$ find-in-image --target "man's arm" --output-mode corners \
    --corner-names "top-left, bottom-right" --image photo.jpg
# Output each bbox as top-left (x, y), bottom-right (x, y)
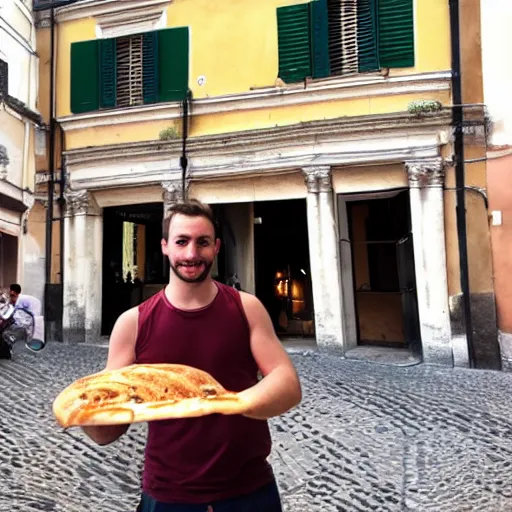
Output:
top-left (81, 307), bottom-right (138, 445)
top-left (237, 293), bottom-right (302, 420)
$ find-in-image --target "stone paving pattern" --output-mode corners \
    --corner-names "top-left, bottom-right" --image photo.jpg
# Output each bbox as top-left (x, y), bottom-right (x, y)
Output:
top-left (1, 343), bottom-right (512, 511)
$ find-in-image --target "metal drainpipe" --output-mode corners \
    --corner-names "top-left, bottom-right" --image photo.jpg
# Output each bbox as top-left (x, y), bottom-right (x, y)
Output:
top-left (44, 6), bottom-right (55, 343)
top-left (449, 0), bottom-right (475, 368)
top-left (58, 128), bottom-right (65, 340)
top-left (180, 90), bottom-right (191, 201)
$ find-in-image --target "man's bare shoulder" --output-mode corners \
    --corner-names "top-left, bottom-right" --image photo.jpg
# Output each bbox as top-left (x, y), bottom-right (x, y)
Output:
top-left (116, 306), bottom-right (139, 327)
top-left (106, 307), bottom-right (139, 370)
top-left (238, 291), bottom-right (262, 309)
top-left (238, 291), bottom-right (268, 323)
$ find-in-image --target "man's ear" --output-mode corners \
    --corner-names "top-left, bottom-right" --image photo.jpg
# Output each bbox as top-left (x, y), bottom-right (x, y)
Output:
top-left (161, 238), bottom-right (169, 256)
top-left (215, 238), bottom-right (221, 254)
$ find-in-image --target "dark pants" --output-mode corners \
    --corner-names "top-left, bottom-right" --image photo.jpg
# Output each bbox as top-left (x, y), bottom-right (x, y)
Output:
top-left (137, 480), bottom-right (283, 512)
top-left (0, 338), bottom-right (12, 359)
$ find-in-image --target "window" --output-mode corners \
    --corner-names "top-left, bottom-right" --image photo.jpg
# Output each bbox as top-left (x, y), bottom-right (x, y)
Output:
top-left (116, 35), bottom-right (144, 108)
top-left (277, 0), bottom-right (415, 83)
top-left (70, 27), bottom-right (189, 114)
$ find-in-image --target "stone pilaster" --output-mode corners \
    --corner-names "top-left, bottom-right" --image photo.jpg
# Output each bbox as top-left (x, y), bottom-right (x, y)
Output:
top-left (62, 187), bottom-right (103, 344)
top-left (302, 166), bottom-right (345, 352)
top-left (405, 158), bottom-right (454, 366)
top-left (21, 191), bottom-right (35, 235)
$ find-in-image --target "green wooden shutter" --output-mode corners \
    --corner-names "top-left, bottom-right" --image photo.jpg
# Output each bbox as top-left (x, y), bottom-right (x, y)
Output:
top-left (378, 0), bottom-right (415, 68)
top-left (157, 27), bottom-right (189, 103)
top-left (143, 31), bottom-right (159, 104)
top-left (277, 4), bottom-right (312, 83)
top-left (357, 0), bottom-right (379, 72)
top-left (310, 0), bottom-right (331, 79)
top-left (70, 40), bottom-right (99, 114)
top-left (99, 38), bottom-right (116, 109)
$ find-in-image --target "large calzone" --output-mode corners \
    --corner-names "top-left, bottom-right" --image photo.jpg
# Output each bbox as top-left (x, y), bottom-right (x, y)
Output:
top-left (53, 364), bottom-right (251, 428)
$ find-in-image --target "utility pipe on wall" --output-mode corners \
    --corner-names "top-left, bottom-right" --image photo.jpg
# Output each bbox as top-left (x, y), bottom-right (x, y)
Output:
top-left (449, 0), bottom-right (475, 368)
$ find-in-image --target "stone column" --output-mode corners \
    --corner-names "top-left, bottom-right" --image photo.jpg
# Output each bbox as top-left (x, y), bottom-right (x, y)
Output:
top-left (406, 158), bottom-right (453, 366)
top-left (62, 188), bottom-right (103, 343)
top-left (303, 166), bottom-right (345, 351)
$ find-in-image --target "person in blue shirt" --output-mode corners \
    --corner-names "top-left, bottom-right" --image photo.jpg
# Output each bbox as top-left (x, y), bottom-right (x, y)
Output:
top-left (0, 284), bottom-right (34, 359)
top-left (9, 284), bottom-right (32, 313)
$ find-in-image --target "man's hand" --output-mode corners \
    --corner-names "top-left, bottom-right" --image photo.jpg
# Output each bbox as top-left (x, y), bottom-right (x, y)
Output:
top-left (238, 293), bottom-right (302, 420)
top-left (81, 307), bottom-right (138, 445)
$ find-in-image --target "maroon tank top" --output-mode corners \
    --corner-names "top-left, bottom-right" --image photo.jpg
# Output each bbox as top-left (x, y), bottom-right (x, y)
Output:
top-left (135, 282), bottom-right (273, 504)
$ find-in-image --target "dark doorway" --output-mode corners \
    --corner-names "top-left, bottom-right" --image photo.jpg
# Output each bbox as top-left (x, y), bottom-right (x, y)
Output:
top-left (0, 232), bottom-right (18, 289)
top-left (347, 191), bottom-right (420, 350)
top-left (101, 203), bottom-right (167, 335)
top-left (254, 199), bottom-right (314, 338)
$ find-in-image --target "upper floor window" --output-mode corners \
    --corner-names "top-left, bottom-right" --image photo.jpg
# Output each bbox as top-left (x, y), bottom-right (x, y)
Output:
top-left (277, 0), bottom-right (415, 83)
top-left (70, 27), bottom-right (189, 115)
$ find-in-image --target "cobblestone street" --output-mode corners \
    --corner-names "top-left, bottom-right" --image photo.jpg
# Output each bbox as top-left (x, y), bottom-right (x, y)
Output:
top-left (1, 343), bottom-right (512, 512)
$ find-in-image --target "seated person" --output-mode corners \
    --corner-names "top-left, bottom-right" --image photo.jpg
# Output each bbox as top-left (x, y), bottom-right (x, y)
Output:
top-left (9, 284), bottom-right (33, 314)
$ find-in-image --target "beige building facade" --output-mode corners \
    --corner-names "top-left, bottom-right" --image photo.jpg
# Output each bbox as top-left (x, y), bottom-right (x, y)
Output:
top-left (0, 0), bottom-right (43, 295)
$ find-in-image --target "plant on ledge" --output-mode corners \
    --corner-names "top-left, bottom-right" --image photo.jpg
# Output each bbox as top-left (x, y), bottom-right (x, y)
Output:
top-left (159, 126), bottom-right (180, 141)
top-left (408, 100), bottom-right (443, 116)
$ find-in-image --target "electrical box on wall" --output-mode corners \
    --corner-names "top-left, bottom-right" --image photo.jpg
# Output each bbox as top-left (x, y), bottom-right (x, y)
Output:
top-left (491, 211), bottom-right (503, 226)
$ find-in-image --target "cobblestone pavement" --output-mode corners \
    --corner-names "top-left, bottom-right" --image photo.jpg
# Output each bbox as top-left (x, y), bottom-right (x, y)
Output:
top-left (1, 343), bottom-right (512, 512)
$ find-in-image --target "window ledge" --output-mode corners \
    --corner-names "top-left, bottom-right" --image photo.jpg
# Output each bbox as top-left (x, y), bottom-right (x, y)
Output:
top-left (58, 70), bottom-right (452, 133)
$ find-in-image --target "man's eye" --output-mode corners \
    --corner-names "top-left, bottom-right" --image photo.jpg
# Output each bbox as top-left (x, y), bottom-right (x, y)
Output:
top-left (176, 240), bottom-right (187, 246)
top-left (198, 239), bottom-right (211, 247)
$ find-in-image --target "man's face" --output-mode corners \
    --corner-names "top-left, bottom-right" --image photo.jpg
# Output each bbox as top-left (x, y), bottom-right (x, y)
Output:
top-left (161, 214), bottom-right (220, 284)
top-left (9, 290), bottom-right (19, 305)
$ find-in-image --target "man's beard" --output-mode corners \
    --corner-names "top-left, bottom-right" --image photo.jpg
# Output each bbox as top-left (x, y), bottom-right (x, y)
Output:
top-left (170, 259), bottom-right (213, 283)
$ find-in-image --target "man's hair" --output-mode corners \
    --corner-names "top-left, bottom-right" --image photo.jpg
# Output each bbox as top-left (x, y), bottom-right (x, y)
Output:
top-left (162, 199), bottom-right (217, 241)
top-left (9, 284), bottom-right (21, 294)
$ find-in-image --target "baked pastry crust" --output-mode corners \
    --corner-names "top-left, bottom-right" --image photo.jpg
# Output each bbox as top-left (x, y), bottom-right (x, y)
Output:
top-left (53, 364), bottom-right (250, 428)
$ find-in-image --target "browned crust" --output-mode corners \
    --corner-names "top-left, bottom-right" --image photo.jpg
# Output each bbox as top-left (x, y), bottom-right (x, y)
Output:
top-left (53, 364), bottom-right (250, 427)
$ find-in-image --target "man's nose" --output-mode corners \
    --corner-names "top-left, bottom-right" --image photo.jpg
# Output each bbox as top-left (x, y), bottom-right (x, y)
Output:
top-left (185, 244), bottom-right (199, 258)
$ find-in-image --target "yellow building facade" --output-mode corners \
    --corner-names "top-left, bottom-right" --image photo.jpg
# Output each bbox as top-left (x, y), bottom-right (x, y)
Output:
top-left (35, 0), bottom-right (498, 369)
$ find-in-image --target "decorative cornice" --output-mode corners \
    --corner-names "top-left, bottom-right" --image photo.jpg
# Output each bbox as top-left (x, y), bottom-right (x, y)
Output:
top-left (54, 0), bottom-right (172, 23)
top-left (64, 188), bottom-right (101, 216)
top-left (303, 166), bottom-right (332, 194)
top-left (57, 71), bottom-right (453, 132)
top-left (406, 158), bottom-right (445, 188)
top-left (65, 111), bottom-right (451, 164)
top-left (95, 3), bottom-right (167, 39)
top-left (62, 113), bottom-right (447, 190)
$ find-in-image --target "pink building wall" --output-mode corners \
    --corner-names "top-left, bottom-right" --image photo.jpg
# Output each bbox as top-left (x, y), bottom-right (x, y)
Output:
top-left (487, 152), bottom-right (512, 335)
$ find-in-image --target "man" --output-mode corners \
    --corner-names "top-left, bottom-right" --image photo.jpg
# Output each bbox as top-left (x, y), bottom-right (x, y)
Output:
top-left (0, 284), bottom-right (34, 359)
top-left (9, 284), bottom-right (33, 313)
top-left (83, 199), bottom-right (302, 511)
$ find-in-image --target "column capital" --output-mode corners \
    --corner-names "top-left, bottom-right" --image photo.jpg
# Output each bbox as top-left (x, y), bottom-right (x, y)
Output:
top-left (302, 165), bottom-right (332, 193)
top-left (64, 188), bottom-right (101, 217)
top-left (406, 158), bottom-right (445, 188)
top-left (22, 190), bottom-right (35, 211)
top-left (162, 179), bottom-right (190, 216)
